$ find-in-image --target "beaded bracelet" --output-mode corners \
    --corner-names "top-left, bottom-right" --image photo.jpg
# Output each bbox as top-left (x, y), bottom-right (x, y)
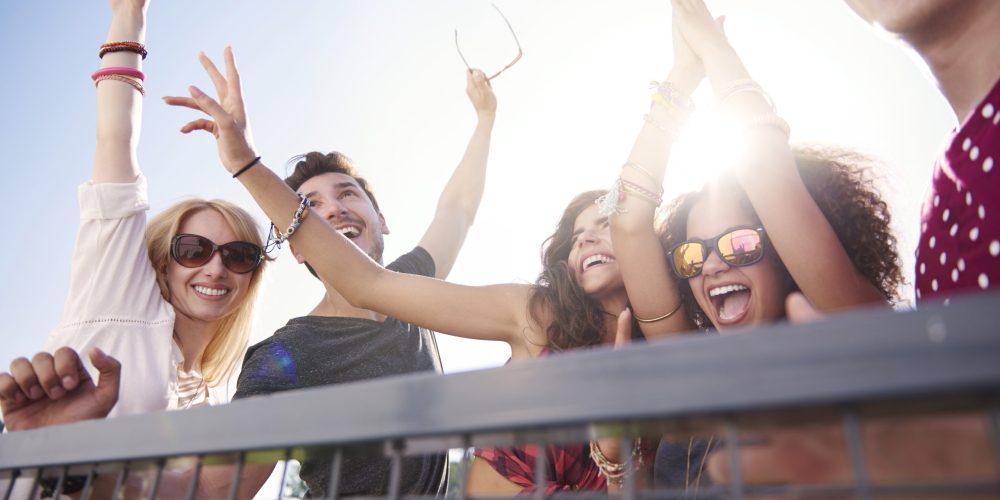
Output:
top-left (94, 74), bottom-right (145, 96)
top-left (271, 193), bottom-right (311, 246)
top-left (99, 41), bottom-right (147, 59)
top-left (589, 438), bottom-right (645, 488)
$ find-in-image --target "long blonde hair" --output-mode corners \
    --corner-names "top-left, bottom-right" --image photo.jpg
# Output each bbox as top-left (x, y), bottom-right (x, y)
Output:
top-left (144, 199), bottom-right (268, 388)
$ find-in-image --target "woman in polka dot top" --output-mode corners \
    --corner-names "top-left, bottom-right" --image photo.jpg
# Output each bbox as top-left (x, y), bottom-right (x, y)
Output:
top-left (848, 0), bottom-right (1000, 303)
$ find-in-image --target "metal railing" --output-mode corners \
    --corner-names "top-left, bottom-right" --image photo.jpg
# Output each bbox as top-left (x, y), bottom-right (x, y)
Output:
top-left (2, 293), bottom-right (999, 499)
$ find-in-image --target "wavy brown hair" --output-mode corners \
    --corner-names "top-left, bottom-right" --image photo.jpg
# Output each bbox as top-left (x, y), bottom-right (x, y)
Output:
top-left (528, 190), bottom-right (643, 352)
top-left (661, 145), bottom-right (905, 329)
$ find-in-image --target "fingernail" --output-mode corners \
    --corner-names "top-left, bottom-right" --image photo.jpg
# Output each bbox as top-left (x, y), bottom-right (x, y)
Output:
top-left (62, 376), bottom-right (77, 390)
top-left (49, 386), bottom-right (65, 399)
top-left (190, 86), bottom-right (204, 97)
top-left (29, 386), bottom-right (44, 400)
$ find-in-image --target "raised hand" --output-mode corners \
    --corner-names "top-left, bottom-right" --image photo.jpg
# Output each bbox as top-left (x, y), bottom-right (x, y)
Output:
top-left (0, 347), bottom-right (121, 431)
top-left (466, 69), bottom-right (498, 120)
top-left (671, 0), bottom-right (731, 63)
top-left (163, 47), bottom-right (258, 174)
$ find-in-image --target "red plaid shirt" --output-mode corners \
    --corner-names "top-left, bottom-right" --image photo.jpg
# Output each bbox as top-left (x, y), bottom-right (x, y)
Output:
top-left (473, 443), bottom-right (606, 494)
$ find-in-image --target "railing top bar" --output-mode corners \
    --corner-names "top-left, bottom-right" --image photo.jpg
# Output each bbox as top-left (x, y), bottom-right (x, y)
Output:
top-left (2, 294), bottom-right (999, 468)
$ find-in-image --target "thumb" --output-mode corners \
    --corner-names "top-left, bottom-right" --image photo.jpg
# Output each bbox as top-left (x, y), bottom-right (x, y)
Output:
top-left (614, 308), bottom-right (633, 348)
top-left (88, 347), bottom-right (121, 408)
top-left (785, 292), bottom-right (824, 325)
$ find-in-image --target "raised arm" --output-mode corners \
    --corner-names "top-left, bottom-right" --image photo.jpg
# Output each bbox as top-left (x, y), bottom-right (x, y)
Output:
top-left (671, 0), bottom-right (884, 310)
top-left (93, 0), bottom-right (147, 183)
top-left (417, 69), bottom-right (497, 279)
top-left (164, 50), bottom-right (545, 357)
top-left (608, 11), bottom-right (707, 338)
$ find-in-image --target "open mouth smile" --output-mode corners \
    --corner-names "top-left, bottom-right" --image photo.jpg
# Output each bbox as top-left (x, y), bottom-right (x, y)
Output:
top-left (336, 225), bottom-right (362, 239)
top-left (193, 285), bottom-right (230, 298)
top-left (709, 283), bottom-right (751, 325)
top-left (582, 253), bottom-right (616, 272)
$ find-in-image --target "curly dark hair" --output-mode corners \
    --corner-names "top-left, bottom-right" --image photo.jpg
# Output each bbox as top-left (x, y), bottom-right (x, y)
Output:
top-left (660, 145), bottom-right (905, 329)
top-left (528, 190), bottom-right (643, 352)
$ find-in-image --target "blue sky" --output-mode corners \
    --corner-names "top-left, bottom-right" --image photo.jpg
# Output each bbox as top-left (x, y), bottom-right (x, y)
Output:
top-left (0, 1), bottom-right (954, 375)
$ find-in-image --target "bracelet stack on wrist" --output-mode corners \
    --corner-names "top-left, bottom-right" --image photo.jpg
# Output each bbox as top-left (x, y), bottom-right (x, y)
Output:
top-left (646, 80), bottom-right (694, 135)
top-left (93, 41), bottom-right (147, 96)
top-left (589, 438), bottom-right (645, 488)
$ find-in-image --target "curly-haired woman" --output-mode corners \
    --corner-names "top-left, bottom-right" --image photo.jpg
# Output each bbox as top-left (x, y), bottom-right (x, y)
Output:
top-left (602, 0), bottom-right (904, 490)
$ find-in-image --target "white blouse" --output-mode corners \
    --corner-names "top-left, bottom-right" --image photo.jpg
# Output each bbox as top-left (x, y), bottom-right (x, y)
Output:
top-left (42, 176), bottom-right (227, 418)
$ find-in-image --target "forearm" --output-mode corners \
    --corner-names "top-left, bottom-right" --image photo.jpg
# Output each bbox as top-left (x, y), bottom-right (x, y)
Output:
top-left (435, 114), bottom-right (495, 222)
top-left (704, 47), bottom-right (883, 309)
top-left (235, 162), bottom-right (383, 306)
top-left (93, 5), bottom-right (145, 183)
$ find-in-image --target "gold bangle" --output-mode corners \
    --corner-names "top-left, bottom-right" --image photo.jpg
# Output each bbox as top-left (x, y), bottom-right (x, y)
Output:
top-left (634, 300), bottom-right (683, 323)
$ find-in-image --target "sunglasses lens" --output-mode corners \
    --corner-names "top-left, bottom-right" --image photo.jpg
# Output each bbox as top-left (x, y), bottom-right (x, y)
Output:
top-left (220, 242), bottom-right (262, 274)
top-left (672, 242), bottom-right (706, 279)
top-left (172, 235), bottom-right (214, 268)
top-left (719, 229), bottom-right (764, 267)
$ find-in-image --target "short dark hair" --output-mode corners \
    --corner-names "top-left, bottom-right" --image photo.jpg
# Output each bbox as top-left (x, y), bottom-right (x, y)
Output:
top-left (284, 151), bottom-right (381, 212)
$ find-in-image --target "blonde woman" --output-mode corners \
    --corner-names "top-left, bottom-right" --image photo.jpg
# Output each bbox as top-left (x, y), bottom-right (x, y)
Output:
top-left (35, 0), bottom-right (267, 417)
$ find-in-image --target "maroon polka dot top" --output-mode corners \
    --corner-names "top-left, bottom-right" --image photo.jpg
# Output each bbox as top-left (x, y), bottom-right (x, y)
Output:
top-left (916, 77), bottom-right (1000, 302)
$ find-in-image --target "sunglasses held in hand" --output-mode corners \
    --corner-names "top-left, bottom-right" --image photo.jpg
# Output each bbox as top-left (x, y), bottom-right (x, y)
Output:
top-left (170, 234), bottom-right (264, 274)
top-left (454, 4), bottom-right (522, 81)
top-left (669, 226), bottom-right (767, 279)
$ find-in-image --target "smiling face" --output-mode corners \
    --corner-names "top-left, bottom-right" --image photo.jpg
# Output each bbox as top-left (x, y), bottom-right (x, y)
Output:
top-left (164, 209), bottom-right (254, 326)
top-left (685, 186), bottom-right (790, 331)
top-left (567, 204), bottom-right (625, 299)
top-left (291, 172), bottom-right (389, 265)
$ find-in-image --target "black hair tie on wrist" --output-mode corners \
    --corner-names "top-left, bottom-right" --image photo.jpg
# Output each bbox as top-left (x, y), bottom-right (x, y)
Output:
top-left (233, 156), bottom-right (262, 178)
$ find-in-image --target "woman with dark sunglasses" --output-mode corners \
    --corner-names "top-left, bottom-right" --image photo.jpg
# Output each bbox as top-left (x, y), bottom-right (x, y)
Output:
top-left (31, 0), bottom-right (268, 418)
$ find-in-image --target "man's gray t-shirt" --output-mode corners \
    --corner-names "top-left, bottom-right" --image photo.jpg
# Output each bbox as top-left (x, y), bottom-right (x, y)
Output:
top-left (234, 247), bottom-right (447, 497)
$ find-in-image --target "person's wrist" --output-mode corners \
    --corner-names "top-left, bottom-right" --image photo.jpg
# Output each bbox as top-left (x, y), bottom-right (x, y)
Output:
top-left (665, 66), bottom-right (703, 97)
top-left (476, 111), bottom-right (497, 124)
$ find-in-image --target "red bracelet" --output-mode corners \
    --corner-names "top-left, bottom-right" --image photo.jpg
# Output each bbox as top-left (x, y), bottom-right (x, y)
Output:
top-left (99, 41), bottom-right (147, 59)
top-left (91, 67), bottom-right (145, 82)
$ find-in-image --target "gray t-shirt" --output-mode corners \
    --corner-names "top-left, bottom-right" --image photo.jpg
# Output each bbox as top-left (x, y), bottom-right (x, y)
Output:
top-left (234, 247), bottom-right (447, 497)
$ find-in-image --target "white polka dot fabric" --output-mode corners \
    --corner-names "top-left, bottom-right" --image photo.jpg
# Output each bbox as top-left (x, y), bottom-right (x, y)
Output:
top-left (917, 78), bottom-right (1000, 302)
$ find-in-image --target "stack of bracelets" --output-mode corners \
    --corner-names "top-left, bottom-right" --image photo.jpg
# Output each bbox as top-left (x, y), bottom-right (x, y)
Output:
top-left (644, 79), bottom-right (695, 135)
top-left (718, 78), bottom-right (790, 139)
top-left (92, 41), bottom-right (146, 96)
top-left (589, 438), bottom-right (646, 488)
